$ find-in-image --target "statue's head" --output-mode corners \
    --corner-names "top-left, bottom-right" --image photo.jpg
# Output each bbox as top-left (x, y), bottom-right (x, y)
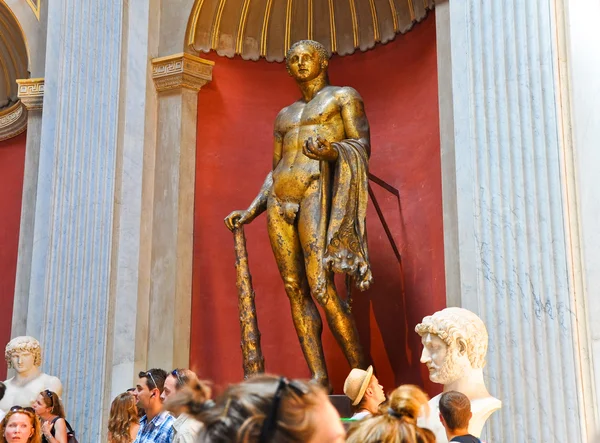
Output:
top-left (285, 40), bottom-right (329, 81)
top-left (5, 336), bottom-right (42, 373)
top-left (415, 308), bottom-right (488, 385)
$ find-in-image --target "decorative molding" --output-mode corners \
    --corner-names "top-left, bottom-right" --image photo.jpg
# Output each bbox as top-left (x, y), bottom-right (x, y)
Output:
top-left (151, 53), bottom-right (214, 93)
top-left (17, 78), bottom-right (44, 110)
top-left (0, 101), bottom-right (27, 141)
top-left (25, 0), bottom-right (41, 20)
top-left (186, 0), bottom-right (435, 61)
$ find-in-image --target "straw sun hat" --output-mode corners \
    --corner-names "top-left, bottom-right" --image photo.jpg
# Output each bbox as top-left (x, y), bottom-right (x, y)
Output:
top-left (343, 365), bottom-right (373, 406)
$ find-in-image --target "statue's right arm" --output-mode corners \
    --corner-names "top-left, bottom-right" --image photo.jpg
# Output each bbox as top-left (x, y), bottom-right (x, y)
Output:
top-left (224, 128), bottom-right (282, 232)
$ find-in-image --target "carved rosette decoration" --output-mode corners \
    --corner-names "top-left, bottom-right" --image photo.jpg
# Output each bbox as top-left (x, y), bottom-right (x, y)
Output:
top-left (17, 78), bottom-right (45, 111)
top-left (151, 53), bottom-right (214, 92)
top-left (0, 101), bottom-right (27, 141)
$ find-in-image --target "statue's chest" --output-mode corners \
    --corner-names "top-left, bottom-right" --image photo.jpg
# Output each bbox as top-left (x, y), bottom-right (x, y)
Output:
top-left (282, 97), bottom-right (339, 129)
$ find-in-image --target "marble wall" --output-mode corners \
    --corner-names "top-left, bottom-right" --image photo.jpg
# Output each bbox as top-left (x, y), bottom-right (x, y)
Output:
top-left (438, 0), bottom-right (598, 440)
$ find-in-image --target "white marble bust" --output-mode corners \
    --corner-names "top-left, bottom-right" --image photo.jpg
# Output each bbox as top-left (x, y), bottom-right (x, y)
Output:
top-left (415, 308), bottom-right (501, 443)
top-left (0, 336), bottom-right (63, 411)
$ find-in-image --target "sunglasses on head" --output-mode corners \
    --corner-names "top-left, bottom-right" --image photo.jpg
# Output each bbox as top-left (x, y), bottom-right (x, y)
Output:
top-left (258, 377), bottom-right (309, 443)
top-left (10, 406), bottom-right (35, 414)
top-left (145, 371), bottom-right (158, 391)
top-left (44, 390), bottom-right (54, 407)
top-left (171, 369), bottom-right (183, 386)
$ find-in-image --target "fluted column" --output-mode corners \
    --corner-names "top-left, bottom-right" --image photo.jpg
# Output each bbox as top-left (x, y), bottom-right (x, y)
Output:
top-left (28, 2), bottom-right (123, 441)
top-left (145, 53), bottom-right (213, 371)
top-left (12, 78), bottom-right (44, 338)
top-left (439, 0), bottom-right (597, 441)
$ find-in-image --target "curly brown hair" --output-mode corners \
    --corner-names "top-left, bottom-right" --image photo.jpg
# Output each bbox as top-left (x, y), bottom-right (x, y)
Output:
top-left (108, 393), bottom-right (139, 443)
top-left (0, 409), bottom-right (42, 443)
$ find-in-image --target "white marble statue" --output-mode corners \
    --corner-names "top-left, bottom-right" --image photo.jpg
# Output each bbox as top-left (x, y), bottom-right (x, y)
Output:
top-left (0, 337), bottom-right (63, 411)
top-left (415, 307), bottom-right (501, 443)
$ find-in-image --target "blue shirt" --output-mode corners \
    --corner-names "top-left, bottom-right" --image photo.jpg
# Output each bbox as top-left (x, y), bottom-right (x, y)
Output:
top-left (133, 411), bottom-right (175, 443)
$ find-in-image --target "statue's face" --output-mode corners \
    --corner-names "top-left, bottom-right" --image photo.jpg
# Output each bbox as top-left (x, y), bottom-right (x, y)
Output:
top-left (287, 44), bottom-right (323, 82)
top-left (10, 350), bottom-right (36, 374)
top-left (420, 333), bottom-right (469, 385)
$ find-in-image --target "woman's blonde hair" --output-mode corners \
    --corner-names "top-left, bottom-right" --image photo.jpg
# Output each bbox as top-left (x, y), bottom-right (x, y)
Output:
top-left (108, 393), bottom-right (139, 443)
top-left (195, 374), bottom-right (326, 443)
top-left (0, 409), bottom-right (42, 443)
top-left (346, 385), bottom-right (435, 443)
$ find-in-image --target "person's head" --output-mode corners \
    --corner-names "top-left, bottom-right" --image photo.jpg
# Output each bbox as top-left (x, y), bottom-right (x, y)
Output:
top-left (164, 376), bottom-right (212, 418)
top-left (0, 382), bottom-right (5, 403)
top-left (133, 368), bottom-right (167, 410)
top-left (32, 390), bottom-right (64, 419)
top-left (5, 337), bottom-right (42, 374)
top-left (343, 366), bottom-right (386, 413)
top-left (160, 368), bottom-right (197, 402)
top-left (108, 393), bottom-right (139, 443)
top-left (285, 40), bottom-right (329, 83)
top-left (387, 385), bottom-right (431, 424)
top-left (438, 391), bottom-right (472, 434)
top-left (416, 307), bottom-right (487, 385)
top-left (346, 413), bottom-right (435, 443)
top-left (198, 374), bottom-right (344, 443)
top-left (0, 408), bottom-right (41, 443)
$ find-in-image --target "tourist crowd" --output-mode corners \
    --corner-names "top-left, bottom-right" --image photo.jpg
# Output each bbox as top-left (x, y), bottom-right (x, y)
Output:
top-left (0, 364), bottom-right (482, 443)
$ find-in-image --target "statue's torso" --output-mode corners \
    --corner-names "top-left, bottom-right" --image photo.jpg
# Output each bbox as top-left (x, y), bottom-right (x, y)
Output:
top-left (273, 86), bottom-right (347, 202)
top-left (0, 373), bottom-right (62, 410)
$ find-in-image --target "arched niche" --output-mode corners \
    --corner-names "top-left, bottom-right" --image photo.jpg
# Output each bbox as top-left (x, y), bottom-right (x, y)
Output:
top-left (0, 2), bottom-right (29, 141)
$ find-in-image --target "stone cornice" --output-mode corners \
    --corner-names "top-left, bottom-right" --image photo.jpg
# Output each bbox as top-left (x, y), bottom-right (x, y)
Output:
top-left (17, 78), bottom-right (45, 111)
top-left (151, 53), bottom-right (214, 93)
top-left (0, 101), bottom-right (27, 141)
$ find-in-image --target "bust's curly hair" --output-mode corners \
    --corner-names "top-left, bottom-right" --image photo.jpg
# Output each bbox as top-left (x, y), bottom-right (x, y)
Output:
top-left (5, 336), bottom-right (42, 368)
top-left (415, 307), bottom-right (488, 369)
top-left (285, 40), bottom-right (330, 74)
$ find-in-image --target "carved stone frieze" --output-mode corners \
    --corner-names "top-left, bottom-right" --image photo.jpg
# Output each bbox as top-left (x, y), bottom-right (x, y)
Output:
top-left (151, 53), bottom-right (214, 93)
top-left (16, 78), bottom-right (45, 111)
top-left (0, 101), bottom-right (27, 141)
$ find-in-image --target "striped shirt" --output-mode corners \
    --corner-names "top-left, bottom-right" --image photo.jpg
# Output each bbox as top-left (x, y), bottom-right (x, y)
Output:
top-left (133, 411), bottom-right (175, 443)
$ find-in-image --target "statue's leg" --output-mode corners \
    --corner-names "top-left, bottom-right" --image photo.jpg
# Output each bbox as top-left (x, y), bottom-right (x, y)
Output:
top-left (298, 189), bottom-right (368, 370)
top-left (266, 196), bottom-right (329, 385)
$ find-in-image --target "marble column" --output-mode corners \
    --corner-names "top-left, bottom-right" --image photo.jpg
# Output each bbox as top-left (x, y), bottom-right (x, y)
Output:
top-left (27, 1), bottom-right (123, 441)
top-left (438, 0), bottom-right (597, 441)
top-left (12, 78), bottom-right (44, 338)
top-left (146, 53), bottom-right (213, 371)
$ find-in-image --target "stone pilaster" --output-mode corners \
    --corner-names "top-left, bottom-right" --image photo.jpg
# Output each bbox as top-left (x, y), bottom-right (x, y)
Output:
top-left (12, 78), bottom-right (44, 338)
top-left (439, 0), bottom-right (596, 441)
top-left (27, 3), bottom-right (123, 442)
top-left (145, 53), bottom-right (212, 371)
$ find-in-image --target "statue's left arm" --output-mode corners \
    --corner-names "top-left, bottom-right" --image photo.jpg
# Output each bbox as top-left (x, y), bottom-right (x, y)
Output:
top-left (336, 87), bottom-right (371, 156)
top-left (310, 86), bottom-right (373, 291)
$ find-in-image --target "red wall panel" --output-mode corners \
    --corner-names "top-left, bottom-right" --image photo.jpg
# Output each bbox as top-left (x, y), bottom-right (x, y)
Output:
top-left (192, 13), bottom-right (445, 397)
top-left (0, 131), bottom-right (26, 380)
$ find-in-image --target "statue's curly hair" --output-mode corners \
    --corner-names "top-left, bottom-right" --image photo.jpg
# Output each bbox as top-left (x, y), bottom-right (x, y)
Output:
top-left (285, 40), bottom-right (330, 75)
top-left (415, 307), bottom-right (488, 369)
top-left (5, 336), bottom-right (42, 368)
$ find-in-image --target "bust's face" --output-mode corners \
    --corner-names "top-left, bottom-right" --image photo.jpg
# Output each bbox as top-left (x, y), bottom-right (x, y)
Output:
top-left (10, 350), bottom-right (36, 374)
top-left (287, 44), bottom-right (323, 82)
top-left (420, 333), bottom-right (469, 385)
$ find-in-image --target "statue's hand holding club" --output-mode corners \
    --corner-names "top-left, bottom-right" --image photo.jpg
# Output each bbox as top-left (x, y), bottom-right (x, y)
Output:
top-left (224, 210), bottom-right (253, 231)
